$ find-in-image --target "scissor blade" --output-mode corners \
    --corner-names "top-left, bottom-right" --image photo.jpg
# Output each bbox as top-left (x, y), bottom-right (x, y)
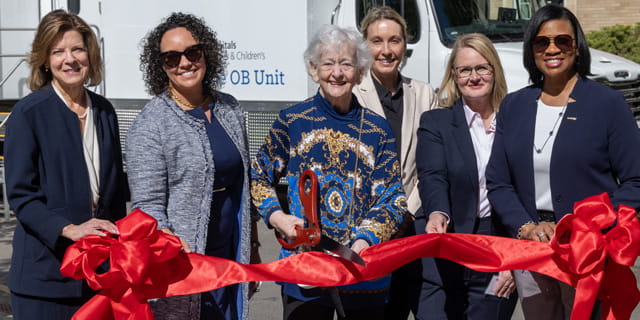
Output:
top-left (317, 235), bottom-right (366, 266)
top-left (328, 287), bottom-right (346, 317)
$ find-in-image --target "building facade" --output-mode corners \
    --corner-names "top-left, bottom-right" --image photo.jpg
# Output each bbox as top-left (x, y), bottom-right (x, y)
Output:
top-left (564, 0), bottom-right (640, 32)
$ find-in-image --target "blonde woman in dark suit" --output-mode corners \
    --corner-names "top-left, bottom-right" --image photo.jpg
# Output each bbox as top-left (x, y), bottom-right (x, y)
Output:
top-left (416, 33), bottom-right (517, 320)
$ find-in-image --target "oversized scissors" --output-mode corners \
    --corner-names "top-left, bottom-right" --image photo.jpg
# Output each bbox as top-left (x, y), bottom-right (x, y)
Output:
top-left (276, 170), bottom-right (366, 266)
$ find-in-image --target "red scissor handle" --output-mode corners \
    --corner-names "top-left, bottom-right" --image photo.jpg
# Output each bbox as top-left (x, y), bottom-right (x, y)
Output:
top-left (277, 170), bottom-right (321, 249)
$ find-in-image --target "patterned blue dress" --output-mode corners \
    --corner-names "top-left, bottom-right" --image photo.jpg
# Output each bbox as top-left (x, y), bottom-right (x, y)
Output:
top-left (251, 92), bottom-right (407, 307)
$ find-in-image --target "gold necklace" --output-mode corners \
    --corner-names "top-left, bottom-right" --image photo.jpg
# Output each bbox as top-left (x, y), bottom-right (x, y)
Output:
top-left (169, 88), bottom-right (208, 109)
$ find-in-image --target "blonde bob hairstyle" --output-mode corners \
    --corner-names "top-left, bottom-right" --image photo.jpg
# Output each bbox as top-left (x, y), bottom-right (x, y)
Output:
top-left (28, 9), bottom-right (103, 91)
top-left (438, 33), bottom-right (506, 110)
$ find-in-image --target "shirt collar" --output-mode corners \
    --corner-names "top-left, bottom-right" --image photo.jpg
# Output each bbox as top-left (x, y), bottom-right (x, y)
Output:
top-left (463, 102), bottom-right (496, 133)
top-left (52, 84), bottom-right (92, 109)
top-left (315, 90), bottom-right (361, 121)
top-left (371, 72), bottom-right (403, 98)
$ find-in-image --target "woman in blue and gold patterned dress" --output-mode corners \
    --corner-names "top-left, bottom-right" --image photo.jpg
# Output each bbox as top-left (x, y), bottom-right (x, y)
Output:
top-left (251, 25), bottom-right (407, 320)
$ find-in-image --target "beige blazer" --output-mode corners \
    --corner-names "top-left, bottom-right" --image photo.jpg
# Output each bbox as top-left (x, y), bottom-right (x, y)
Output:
top-left (354, 71), bottom-right (438, 216)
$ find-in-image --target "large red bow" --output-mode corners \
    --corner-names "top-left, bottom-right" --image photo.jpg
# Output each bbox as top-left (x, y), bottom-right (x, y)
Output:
top-left (60, 208), bottom-right (186, 319)
top-left (551, 193), bottom-right (640, 320)
top-left (61, 194), bottom-right (639, 319)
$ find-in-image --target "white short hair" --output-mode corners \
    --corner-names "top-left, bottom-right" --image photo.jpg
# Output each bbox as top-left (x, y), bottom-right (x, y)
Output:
top-left (303, 25), bottom-right (372, 78)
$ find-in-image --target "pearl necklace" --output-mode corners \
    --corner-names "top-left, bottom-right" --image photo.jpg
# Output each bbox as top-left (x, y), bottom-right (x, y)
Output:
top-left (534, 103), bottom-right (567, 154)
top-left (58, 87), bottom-right (88, 120)
top-left (169, 88), bottom-right (208, 109)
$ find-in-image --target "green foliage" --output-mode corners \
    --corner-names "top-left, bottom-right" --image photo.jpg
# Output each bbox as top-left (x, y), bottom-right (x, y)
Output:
top-left (586, 23), bottom-right (640, 64)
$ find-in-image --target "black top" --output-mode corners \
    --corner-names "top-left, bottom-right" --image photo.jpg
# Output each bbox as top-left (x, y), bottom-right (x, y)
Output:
top-left (372, 76), bottom-right (404, 155)
top-left (186, 106), bottom-right (243, 257)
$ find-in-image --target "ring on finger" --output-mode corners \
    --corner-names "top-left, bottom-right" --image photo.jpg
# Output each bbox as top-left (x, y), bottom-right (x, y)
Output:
top-left (537, 231), bottom-right (546, 238)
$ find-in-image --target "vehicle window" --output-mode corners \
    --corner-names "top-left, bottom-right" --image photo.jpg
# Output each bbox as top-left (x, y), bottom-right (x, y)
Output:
top-left (432, 0), bottom-right (544, 47)
top-left (68, 0), bottom-right (80, 14)
top-left (356, 0), bottom-right (420, 44)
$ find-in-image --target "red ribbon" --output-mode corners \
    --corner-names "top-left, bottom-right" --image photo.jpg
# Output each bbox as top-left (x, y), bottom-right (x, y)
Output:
top-left (61, 193), bottom-right (639, 320)
top-left (550, 193), bottom-right (640, 320)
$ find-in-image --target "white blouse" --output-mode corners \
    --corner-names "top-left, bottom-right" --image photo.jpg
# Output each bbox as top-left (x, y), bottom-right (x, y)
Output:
top-left (53, 86), bottom-right (100, 214)
top-left (533, 99), bottom-right (566, 212)
top-left (463, 103), bottom-right (496, 218)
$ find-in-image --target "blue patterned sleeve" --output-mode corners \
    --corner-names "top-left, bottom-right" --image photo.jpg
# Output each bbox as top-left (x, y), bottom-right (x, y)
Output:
top-left (354, 131), bottom-right (407, 245)
top-left (250, 111), bottom-right (290, 225)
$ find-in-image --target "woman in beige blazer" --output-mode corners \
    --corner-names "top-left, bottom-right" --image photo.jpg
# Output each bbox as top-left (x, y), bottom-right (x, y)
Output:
top-left (353, 7), bottom-right (437, 319)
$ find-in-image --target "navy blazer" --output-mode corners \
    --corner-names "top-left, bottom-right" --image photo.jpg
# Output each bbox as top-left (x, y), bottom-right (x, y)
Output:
top-left (5, 86), bottom-right (127, 298)
top-left (417, 100), bottom-right (489, 234)
top-left (487, 77), bottom-right (640, 237)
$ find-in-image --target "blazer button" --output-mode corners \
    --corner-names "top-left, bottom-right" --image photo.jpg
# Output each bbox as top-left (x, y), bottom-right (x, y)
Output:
top-left (555, 195), bottom-right (562, 203)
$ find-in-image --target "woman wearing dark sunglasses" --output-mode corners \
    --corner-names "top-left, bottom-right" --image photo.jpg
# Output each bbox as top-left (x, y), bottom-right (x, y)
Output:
top-left (127, 12), bottom-right (260, 320)
top-left (487, 4), bottom-right (640, 319)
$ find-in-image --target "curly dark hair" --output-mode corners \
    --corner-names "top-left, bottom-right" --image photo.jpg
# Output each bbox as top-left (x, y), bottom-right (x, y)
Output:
top-left (140, 12), bottom-right (226, 97)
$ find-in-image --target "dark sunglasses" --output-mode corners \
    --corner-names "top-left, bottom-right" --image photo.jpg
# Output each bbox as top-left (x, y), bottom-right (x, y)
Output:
top-left (532, 34), bottom-right (574, 53)
top-left (160, 44), bottom-right (204, 68)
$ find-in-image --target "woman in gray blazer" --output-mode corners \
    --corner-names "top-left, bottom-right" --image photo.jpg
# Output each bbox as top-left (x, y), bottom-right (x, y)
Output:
top-left (127, 12), bottom-right (260, 320)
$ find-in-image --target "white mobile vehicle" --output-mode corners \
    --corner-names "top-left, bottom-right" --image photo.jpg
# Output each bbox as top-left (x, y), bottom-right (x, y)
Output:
top-left (1, 0), bottom-right (640, 159)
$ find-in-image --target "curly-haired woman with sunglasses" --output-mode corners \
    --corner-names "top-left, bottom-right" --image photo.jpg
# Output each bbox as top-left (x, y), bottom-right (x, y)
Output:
top-left (127, 12), bottom-right (260, 320)
top-left (487, 4), bottom-right (640, 319)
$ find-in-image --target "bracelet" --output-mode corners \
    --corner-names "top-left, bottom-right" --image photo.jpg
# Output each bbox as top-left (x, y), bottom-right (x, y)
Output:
top-left (251, 241), bottom-right (261, 248)
top-left (517, 221), bottom-right (537, 239)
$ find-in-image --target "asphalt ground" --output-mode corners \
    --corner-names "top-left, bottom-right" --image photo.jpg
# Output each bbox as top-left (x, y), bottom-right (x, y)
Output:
top-left (1, 216), bottom-right (639, 320)
top-left (0, 215), bottom-right (13, 320)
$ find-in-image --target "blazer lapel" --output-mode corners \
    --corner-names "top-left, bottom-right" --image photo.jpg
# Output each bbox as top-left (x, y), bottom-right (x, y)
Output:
top-left (452, 101), bottom-right (480, 192)
top-left (51, 86), bottom-right (93, 210)
top-left (399, 77), bottom-right (415, 165)
top-left (89, 93), bottom-right (110, 197)
top-left (356, 71), bottom-right (385, 117)
top-left (51, 86), bottom-right (84, 152)
top-left (494, 88), bottom-right (540, 217)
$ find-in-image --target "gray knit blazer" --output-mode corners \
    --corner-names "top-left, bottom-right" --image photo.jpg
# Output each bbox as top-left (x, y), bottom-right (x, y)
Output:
top-left (126, 91), bottom-right (251, 320)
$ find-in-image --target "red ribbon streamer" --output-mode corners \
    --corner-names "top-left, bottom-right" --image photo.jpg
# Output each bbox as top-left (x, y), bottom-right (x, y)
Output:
top-left (550, 193), bottom-right (640, 320)
top-left (61, 193), bottom-right (639, 320)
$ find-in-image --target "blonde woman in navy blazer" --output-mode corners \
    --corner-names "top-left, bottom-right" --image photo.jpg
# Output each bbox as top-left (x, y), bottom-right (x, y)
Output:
top-left (486, 5), bottom-right (640, 319)
top-left (4, 10), bottom-right (127, 319)
top-left (416, 33), bottom-right (516, 320)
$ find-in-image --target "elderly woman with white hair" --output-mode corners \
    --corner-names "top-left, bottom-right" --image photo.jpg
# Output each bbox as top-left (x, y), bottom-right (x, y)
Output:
top-left (251, 25), bottom-right (407, 319)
